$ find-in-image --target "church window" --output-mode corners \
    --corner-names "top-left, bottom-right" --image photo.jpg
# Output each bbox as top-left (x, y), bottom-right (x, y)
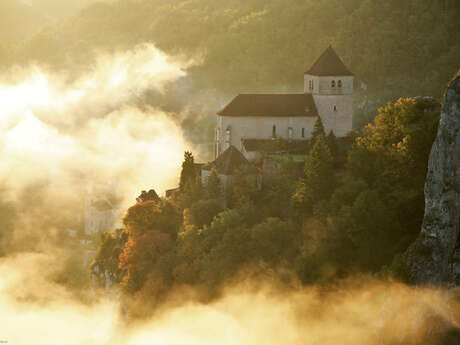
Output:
top-left (331, 80), bottom-right (336, 88)
top-left (334, 105), bottom-right (337, 111)
top-left (301, 128), bottom-right (305, 138)
top-left (272, 125), bottom-right (276, 138)
top-left (338, 80), bottom-right (342, 88)
top-left (225, 127), bottom-right (231, 145)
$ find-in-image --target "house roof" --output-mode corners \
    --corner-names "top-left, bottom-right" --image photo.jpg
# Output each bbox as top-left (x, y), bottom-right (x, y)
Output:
top-left (217, 93), bottom-right (318, 117)
top-left (203, 145), bottom-right (256, 175)
top-left (242, 139), bottom-right (310, 153)
top-left (305, 46), bottom-right (353, 76)
top-left (92, 199), bottom-right (113, 212)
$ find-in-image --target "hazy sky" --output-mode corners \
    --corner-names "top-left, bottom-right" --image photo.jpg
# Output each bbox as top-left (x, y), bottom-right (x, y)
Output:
top-left (21, 0), bottom-right (112, 17)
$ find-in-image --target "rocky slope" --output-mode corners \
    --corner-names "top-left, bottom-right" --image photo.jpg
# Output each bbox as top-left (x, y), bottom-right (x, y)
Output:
top-left (406, 70), bottom-right (460, 286)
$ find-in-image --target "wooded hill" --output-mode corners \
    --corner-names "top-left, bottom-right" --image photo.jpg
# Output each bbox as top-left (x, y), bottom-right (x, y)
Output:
top-left (1, 0), bottom-right (458, 129)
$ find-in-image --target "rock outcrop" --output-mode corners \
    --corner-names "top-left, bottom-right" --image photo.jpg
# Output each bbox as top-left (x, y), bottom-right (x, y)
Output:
top-left (406, 70), bottom-right (460, 286)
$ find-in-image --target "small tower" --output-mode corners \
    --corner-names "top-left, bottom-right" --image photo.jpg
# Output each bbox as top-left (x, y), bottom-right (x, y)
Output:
top-left (304, 46), bottom-right (354, 137)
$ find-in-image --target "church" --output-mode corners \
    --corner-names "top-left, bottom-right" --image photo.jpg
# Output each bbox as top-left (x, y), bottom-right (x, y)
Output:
top-left (214, 46), bottom-right (354, 160)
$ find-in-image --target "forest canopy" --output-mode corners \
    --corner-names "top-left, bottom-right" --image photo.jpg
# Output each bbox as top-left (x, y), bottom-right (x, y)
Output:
top-left (92, 96), bottom-right (441, 315)
top-left (0, 0), bottom-right (458, 131)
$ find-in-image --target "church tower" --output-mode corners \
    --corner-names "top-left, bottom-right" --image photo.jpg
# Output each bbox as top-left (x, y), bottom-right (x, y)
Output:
top-left (304, 46), bottom-right (354, 137)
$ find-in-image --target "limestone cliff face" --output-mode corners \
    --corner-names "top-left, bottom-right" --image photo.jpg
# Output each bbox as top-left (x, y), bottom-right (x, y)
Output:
top-left (406, 70), bottom-right (460, 286)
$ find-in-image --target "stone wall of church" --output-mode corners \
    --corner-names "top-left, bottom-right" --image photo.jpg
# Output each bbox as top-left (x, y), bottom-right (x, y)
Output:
top-left (309, 75), bottom-right (354, 96)
top-left (216, 115), bottom-right (316, 156)
top-left (313, 93), bottom-right (353, 137)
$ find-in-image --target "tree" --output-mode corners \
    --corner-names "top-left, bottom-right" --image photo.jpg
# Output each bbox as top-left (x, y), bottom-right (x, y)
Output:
top-left (179, 151), bottom-right (196, 192)
top-left (338, 190), bottom-right (400, 270)
top-left (310, 116), bottom-right (326, 147)
top-left (250, 217), bottom-right (298, 264)
top-left (232, 164), bottom-right (260, 206)
top-left (136, 189), bottom-right (160, 203)
top-left (293, 134), bottom-right (334, 212)
top-left (326, 130), bottom-right (338, 159)
top-left (118, 200), bottom-right (180, 293)
top-left (205, 168), bottom-right (221, 199)
top-left (332, 97), bottom-right (441, 271)
top-left (91, 229), bottom-right (127, 287)
top-left (185, 199), bottom-right (223, 228)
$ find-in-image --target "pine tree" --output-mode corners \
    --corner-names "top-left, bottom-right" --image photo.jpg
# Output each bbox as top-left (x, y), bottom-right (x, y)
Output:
top-left (179, 151), bottom-right (196, 192)
top-left (310, 116), bottom-right (326, 148)
top-left (206, 168), bottom-right (221, 199)
top-left (326, 130), bottom-right (338, 159)
top-left (293, 134), bottom-right (334, 211)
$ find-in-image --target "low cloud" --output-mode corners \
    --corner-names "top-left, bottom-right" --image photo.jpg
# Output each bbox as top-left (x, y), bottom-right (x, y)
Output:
top-left (0, 44), bottom-right (191, 208)
top-left (0, 256), bottom-right (458, 345)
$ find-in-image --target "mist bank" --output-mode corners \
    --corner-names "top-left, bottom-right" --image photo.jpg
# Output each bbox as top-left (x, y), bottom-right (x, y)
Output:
top-left (1, 251), bottom-right (459, 345)
top-left (0, 43), bottom-right (198, 277)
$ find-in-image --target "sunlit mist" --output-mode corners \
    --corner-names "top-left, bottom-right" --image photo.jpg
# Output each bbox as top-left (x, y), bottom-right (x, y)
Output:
top-left (0, 44), bottom-right (190, 207)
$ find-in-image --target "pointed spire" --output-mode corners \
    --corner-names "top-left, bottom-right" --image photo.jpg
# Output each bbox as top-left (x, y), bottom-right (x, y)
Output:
top-left (305, 46), bottom-right (353, 76)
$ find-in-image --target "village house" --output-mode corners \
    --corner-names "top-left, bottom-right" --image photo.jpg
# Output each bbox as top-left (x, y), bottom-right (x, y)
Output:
top-left (214, 45), bottom-right (354, 160)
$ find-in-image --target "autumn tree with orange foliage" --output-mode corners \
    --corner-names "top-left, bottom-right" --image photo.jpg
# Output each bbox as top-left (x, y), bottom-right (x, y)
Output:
top-left (118, 199), bottom-right (180, 294)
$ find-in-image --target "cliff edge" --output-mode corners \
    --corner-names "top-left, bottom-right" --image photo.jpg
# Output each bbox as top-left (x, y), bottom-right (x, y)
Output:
top-left (406, 70), bottom-right (460, 286)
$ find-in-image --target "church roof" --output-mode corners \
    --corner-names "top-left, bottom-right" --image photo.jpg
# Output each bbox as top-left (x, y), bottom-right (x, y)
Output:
top-left (242, 139), bottom-right (309, 153)
top-left (305, 46), bottom-right (353, 76)
top-left (217, 93), bottom-right (318, 117)
top-left (203, 145), bottom-right (256, 175)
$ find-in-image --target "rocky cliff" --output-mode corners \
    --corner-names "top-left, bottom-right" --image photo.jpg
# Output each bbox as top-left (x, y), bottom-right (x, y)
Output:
top-left (406, 70), bottom-right (460, 286)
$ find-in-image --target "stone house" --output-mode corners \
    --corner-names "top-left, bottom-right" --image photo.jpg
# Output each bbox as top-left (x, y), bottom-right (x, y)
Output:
top-left (201, 145), bottom-right (259, 206)
top-left (214, 45), bottom-right (354, 160)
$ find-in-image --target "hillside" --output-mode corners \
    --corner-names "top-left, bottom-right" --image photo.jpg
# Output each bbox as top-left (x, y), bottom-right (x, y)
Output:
top-left (4, 0), bottom-right (459, 101)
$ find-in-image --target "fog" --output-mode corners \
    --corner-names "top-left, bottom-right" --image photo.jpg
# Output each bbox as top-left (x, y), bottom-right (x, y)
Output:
top-left (1, 252), bottom-right (458, 345)
top-left (0, 43), bottom-right (191, 208)
top-left (0, 37), bottom-right (458, 345)
top-left (20, 0), bottom-right (115, 18)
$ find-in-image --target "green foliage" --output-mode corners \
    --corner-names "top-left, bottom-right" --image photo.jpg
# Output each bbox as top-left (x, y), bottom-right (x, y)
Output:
top-left (179, 151), bottom-right (196, 192)
top-left (326, 130), bottom-right (338, 159)
top-left (293, 134), bottom-right (335, 212)
top-left (231, 164), bottom-right (260, 206)
top-left (250, 217), bottom-right (298, 264)
top-left (91, 229), bottom-right (127, 287)
top-left (185, 199), bottom-right (223, 228)
top-left (332, 97), bottom-right (441, 271)
top-left (261, 158), bottom-right (304, 219)
top-left (3, 0), bottom-right (455, 127)
top-left (310, 116), bottom-right (326, 147)
top-left (205, 168), bottom-right (221, 199)
top-left (339, 189), bottom-right (400, 269)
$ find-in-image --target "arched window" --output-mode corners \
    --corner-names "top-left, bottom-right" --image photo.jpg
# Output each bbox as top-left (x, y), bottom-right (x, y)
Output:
top-left (338, 80), bottom-right (342, 88)
top-left (331, 80), bottom-right (336, 88)
top-left (272, 125), bottom-right (276, 138)
top-left (301, 128), bottom-right (305, 138)
top-left (334, 105), bottom-right (337, 112)
top-left (225, 126), bottom-right (231, 146)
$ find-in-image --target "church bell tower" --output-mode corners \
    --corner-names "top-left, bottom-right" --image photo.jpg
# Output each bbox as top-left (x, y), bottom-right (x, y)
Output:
top-left (304, 46), bottom-right (354, 137)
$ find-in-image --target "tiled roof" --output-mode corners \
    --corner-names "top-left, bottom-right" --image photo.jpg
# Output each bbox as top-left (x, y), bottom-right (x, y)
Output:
top-left (242, 139), bottom-right (310, 153)
top-left (217, 93), bottom-right (318, 117)
top-left (203, 146), bottom-right (255, 175)
top-left (305, 46), bottom-right (353, 76)
top-left (92, 199), bottom-right (113, 211)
